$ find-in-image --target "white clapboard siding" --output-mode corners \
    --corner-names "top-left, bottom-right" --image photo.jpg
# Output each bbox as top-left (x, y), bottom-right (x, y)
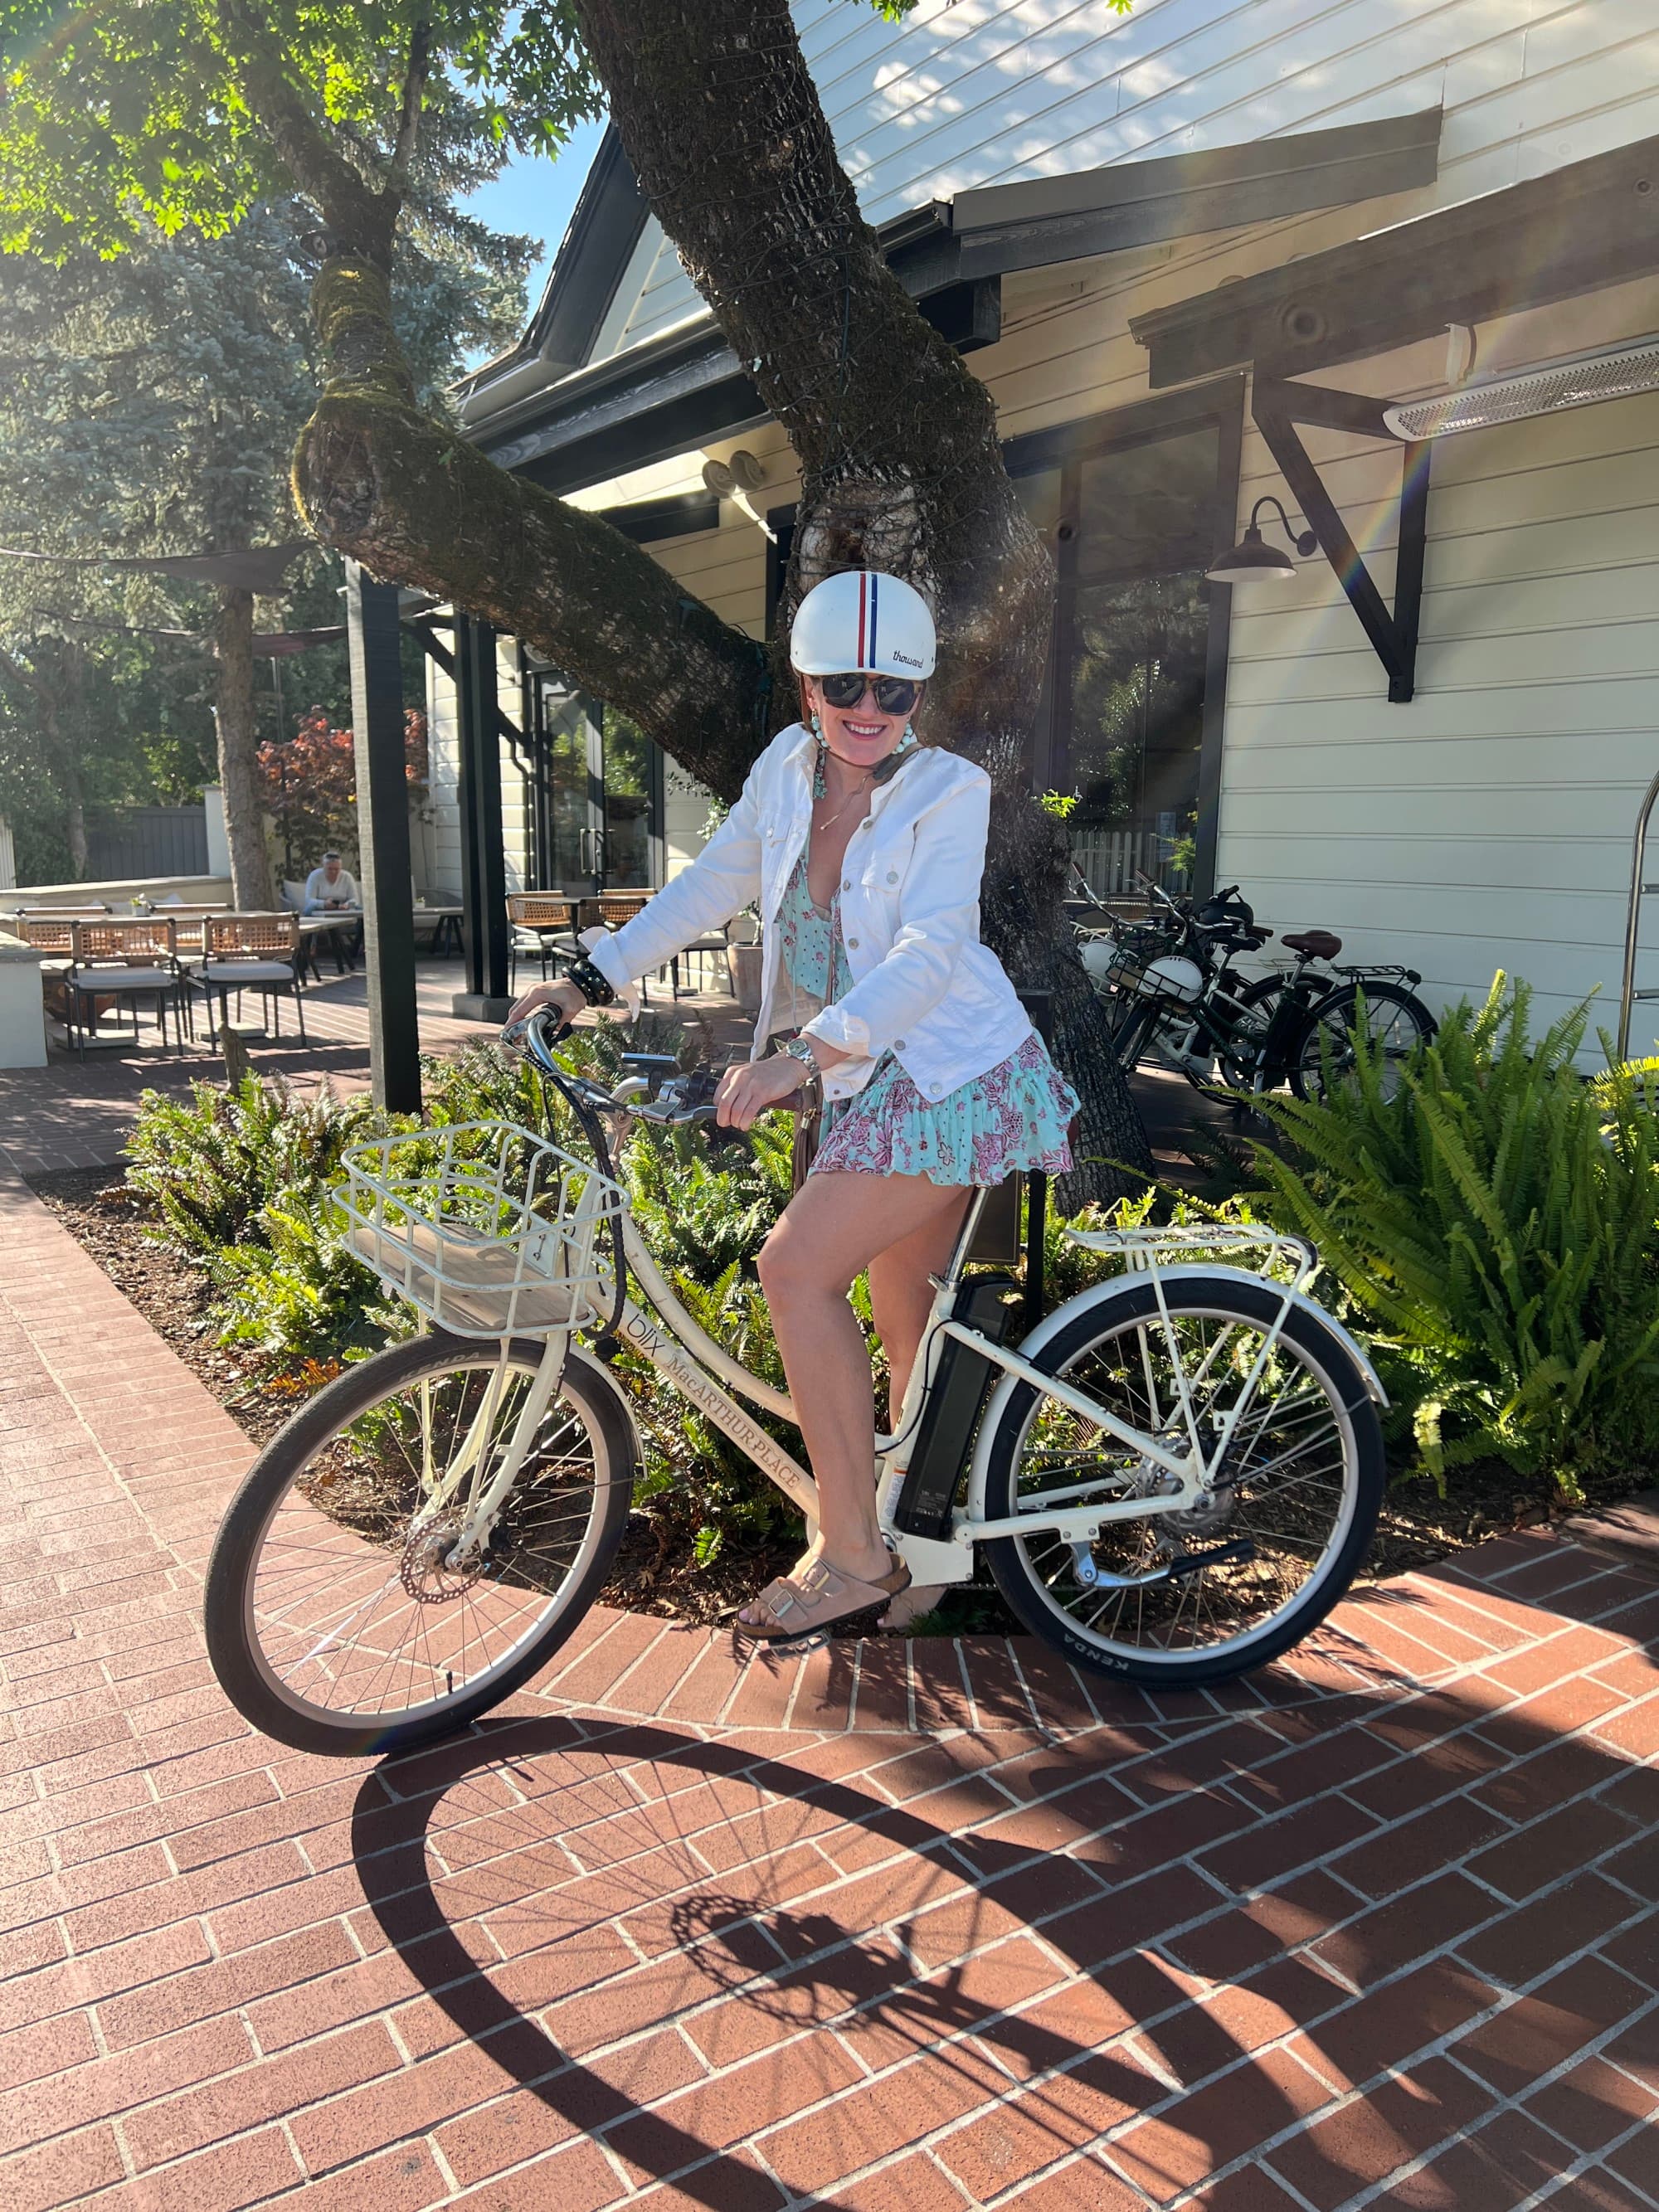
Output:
top-left (1214, 357), bottom-right (1659, 1051)
top-left (602, 0), bottom-right (1659, 357)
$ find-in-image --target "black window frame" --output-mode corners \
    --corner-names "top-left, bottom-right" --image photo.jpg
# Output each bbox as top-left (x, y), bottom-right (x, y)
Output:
top-left (1002, 374), bottom-right (1244, 903)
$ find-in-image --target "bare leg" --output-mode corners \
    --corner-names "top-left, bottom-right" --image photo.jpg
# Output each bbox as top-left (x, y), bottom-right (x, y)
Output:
top-left (747, 1170), bottom-right (971, 1621)
top-left (867, 1192), bottom-right (973, 1627)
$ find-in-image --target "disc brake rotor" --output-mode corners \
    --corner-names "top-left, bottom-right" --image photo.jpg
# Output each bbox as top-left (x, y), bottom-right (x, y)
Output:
top-left (398, 1516), bottom-right (487, 1605)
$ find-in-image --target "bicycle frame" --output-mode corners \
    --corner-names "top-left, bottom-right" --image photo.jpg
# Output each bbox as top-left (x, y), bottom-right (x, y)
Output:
top-left (440, 1169), bottom-right (1328, 1592)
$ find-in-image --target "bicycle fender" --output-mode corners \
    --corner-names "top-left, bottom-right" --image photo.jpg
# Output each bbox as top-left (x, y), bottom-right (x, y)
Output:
top-left (962, 1265), bottom-right (1387, 1524)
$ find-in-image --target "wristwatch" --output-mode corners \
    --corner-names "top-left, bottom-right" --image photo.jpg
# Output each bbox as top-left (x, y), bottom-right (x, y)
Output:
top-left (780, 1035), bottom-right (823, 1111)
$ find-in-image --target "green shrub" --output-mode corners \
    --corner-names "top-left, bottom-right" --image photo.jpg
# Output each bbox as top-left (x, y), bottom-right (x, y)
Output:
top-left (124, 1073), bottom-right (392, 1256)
top-left (1251, 975), bottom-right (1659, 1499)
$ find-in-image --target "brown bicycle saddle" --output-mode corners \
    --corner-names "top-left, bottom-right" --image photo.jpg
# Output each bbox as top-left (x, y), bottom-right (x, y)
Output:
top-left (1280, 929), bottom-right (1343, 960)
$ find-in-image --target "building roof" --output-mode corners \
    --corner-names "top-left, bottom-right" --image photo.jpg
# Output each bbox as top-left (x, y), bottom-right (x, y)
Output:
top-left (460, 106), bottom-right (1443, 497)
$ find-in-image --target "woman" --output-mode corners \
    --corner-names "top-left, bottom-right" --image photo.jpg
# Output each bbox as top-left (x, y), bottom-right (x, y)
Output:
top-left (508, 569), bottom-right (1078, 1641)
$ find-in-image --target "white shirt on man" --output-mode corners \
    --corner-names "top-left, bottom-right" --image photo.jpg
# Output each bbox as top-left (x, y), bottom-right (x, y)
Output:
top-left (304, 864), bottom-right (359, 912)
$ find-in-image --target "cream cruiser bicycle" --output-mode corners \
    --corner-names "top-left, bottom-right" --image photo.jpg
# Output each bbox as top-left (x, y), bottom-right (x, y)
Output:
top-left (204, 1010), bottom-right (1387, 1757)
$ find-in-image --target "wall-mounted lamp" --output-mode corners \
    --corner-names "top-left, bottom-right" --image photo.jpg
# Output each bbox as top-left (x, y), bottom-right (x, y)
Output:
top-left (1205, 495), bottom-right (1317, 583)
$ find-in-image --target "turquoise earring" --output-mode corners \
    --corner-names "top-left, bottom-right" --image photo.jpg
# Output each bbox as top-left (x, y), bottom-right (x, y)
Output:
top-left (810, 709), bottom-right (822, 737)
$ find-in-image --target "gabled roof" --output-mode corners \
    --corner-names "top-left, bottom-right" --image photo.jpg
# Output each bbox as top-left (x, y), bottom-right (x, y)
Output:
top-left (460, 105), bottom-right (1443, 492)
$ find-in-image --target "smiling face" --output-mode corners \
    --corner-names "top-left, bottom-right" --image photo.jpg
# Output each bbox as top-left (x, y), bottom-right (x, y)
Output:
top-left (802, 675), bottom-right (923, 772)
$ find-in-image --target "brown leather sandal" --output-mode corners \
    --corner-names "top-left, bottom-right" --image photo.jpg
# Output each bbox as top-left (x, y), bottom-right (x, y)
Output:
top-left (739, 1552), bottom-right (912, 1645)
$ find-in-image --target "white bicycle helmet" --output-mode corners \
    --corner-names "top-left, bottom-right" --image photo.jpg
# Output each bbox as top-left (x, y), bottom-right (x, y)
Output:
top-left (789, 569), bottom-right (937, 679)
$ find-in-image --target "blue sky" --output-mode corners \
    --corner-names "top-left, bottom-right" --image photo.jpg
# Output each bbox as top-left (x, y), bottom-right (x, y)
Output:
top-left (461, 115), bottom-right (607, 357)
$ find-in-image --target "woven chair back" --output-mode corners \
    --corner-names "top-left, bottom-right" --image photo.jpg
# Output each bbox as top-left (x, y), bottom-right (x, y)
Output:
top-left (17, 915), bottom-right (76, 953)
top-left (594, 892), bottom-right (650, 929)
top-left (206, 912), bottom-right (299, 957)
top-left (507, 893), bottom-right (580, 927)
top-left (71, 919), bottom-right (177, 965)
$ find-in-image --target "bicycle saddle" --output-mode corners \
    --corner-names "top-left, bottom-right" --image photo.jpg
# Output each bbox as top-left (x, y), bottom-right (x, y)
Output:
top-left (1280, 930), bottom-right (1343, 960)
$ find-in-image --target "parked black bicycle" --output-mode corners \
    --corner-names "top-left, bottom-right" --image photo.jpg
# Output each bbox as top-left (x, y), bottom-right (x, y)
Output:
top-left (1073, 869), bottom-right (1436, 1102)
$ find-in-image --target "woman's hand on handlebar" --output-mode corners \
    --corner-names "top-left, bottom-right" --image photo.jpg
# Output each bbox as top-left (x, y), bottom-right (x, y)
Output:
top-left (713, 1054), bottom-right (810, 1130)
top-left (505, 979), bottom-right (586, 1030)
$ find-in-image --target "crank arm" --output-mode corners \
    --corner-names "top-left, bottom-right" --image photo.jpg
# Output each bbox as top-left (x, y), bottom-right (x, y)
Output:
top-left (1068, 1534), bottom-right (1256, 1592)
top-left (1166, 1538), bottom-right (1257, 1580)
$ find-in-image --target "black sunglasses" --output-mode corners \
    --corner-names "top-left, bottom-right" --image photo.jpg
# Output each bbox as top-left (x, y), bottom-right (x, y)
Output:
top-left (819, 671), bottom-right (922, 716)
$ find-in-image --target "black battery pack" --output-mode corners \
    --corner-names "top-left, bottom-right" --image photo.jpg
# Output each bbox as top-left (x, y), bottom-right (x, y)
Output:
top-left (892, 1274), bottom-right (1021, 1540)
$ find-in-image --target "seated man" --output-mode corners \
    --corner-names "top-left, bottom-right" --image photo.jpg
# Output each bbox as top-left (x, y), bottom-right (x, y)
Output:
top-left (303, 853), bottom-right (358, 915)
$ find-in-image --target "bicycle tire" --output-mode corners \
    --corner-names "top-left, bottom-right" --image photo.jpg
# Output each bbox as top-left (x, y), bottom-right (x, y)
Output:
top-left (204, 1332), bottom-right (636, 1756)
top-left (1289, 980), bottom-right (1436, 1101)
top-left (981, 1274), bottom-right (1384, 1688)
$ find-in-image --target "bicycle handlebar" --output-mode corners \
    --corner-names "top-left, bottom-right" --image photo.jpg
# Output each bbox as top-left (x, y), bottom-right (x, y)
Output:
top-left (500, 1009), bottom-right (740, 1135)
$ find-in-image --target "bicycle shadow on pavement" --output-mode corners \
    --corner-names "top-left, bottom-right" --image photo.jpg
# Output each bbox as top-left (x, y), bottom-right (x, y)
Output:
top-left (348, 1709), bottom-right (1343, 2207)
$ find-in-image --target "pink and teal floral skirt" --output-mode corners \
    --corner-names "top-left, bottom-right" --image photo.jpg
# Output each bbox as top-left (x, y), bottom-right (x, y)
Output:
top-left (813, 1032), bottom-right (1078, 1187)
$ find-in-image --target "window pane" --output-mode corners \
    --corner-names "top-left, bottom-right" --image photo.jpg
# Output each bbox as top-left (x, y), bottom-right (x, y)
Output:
top-left (1066, 571), bottom-right (1209, 897)
top-left (1073, 427), bottom-right (1217, 582)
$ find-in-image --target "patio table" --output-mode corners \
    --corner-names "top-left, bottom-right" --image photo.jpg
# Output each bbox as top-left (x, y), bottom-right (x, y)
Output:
top-left (298, 912), bottom-right (362, 980)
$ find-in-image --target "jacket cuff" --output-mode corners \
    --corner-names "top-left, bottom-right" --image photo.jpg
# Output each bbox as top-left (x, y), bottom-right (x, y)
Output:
top-left (578, 926), bottom-right (640, 1019)
top-left (804, 1003), bottom-right (870, 1058)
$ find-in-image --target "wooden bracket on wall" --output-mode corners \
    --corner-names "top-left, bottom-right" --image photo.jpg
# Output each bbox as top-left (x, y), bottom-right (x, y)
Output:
top-left (1251, 375), bottom-right (1430, 704)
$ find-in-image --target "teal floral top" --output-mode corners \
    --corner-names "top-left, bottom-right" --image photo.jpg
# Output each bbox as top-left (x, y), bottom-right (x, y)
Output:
top-left (773, 844), bottom-right (1078, 1188)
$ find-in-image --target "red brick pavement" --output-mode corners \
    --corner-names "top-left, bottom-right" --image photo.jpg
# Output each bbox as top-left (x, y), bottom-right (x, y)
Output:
top-left (0, 1169), bottom-right (1657, 2210)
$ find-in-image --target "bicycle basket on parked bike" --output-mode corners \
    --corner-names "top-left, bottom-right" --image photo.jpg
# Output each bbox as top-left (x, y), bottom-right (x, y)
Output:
top-left (337, 1121), bottom-right (626, 1339)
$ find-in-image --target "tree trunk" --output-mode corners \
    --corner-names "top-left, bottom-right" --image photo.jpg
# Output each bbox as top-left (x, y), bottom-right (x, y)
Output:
top-left (572, 0), bottom-right (1151, 1196)
top-left (214, 585), bottom-right (275, 909)
top-left (270, 0), bottom-right (1151, 1194)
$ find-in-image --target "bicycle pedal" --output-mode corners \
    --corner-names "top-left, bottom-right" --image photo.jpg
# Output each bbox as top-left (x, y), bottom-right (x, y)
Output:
top-left (1165, 1538), bottom-right (1255, 1579)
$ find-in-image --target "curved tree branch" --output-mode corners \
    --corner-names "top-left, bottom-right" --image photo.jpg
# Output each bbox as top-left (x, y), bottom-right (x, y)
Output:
top-left (387, 16), bottom-right (434, 196)
top-left (219, 0), bottom-right (399, 265)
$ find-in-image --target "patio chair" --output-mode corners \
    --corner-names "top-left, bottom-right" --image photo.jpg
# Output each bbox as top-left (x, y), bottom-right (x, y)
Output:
top-left (507, 892), bottom-right (584, 991)
top-left (672, 917), bottom-right (734, 999)
top-left (592, 891), bottom-right (665, 1004)
top-left (65, 918), bottom-right (187, 1058)
top-left (194, 912), bottom-right (308, 1043)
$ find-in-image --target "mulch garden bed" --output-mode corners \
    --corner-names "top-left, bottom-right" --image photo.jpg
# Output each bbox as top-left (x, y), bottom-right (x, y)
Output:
top-left (29, 1162), bottom-right (1598, 1634)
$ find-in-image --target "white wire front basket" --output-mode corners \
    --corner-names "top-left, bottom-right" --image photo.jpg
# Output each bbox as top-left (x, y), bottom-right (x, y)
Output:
top-left (338, 1121), bottom-right (627, 1339)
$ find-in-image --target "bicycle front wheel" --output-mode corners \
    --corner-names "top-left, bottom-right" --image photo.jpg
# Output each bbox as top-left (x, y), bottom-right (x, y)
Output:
top-left (982, 1275), bottom-right (1383, 1687)
top-left (204, 1333), bottom-right (635, 1755)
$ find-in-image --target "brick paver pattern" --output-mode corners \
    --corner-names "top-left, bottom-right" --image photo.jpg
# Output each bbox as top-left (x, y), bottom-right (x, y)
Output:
top-left (0, 1150), bottom-right (1656, 2206)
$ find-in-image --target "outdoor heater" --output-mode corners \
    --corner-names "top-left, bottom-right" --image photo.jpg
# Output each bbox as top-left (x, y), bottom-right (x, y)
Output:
top-left (1382, 333), bottom-right (1659, 441)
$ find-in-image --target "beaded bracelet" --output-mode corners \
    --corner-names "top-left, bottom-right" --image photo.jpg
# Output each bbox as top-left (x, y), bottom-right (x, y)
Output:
top-left (566, 955), bottom-right (618, 1008)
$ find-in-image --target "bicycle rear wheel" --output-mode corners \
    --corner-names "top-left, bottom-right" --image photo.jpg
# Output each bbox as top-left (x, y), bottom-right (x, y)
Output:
top-left (1291, 980), bottom-right (1435, 1101)
top-left (982, 1274), bottom-right (1383, 1687)
top-left (204, 1333), bottom-right (635, 1755)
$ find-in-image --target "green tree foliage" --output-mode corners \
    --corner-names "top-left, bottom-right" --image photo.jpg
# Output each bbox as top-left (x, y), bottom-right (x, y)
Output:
top-left (0, 102), bottom-right (530, 882)
top-left (1251, 978), bottom-right (1659, 1500)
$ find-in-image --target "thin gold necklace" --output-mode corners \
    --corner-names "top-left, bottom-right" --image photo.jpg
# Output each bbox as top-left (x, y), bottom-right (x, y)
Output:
top-left (815, 766), bottom-right (878, 833)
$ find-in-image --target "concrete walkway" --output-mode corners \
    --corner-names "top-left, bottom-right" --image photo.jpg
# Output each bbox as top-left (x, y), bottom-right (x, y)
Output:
top-left (0, 1169), bottom-right (1656, 2210)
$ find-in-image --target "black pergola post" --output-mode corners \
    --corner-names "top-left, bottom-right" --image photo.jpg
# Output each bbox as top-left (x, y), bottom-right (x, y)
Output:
top-left (344, 560), bottom-right (421, 1113)
top-left (452, 612), bottom-right (513, 1021)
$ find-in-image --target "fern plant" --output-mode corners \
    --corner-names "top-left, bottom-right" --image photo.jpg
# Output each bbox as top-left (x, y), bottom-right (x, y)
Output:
top-left (1251, 975), bottom-right (1659, 1498)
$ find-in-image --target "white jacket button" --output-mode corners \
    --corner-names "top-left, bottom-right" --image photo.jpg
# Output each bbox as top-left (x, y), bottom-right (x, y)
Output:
top-left (841, 879), bottom-right (851, 892)
top-left (894, 1038), bottom-right (906, 1049)
top-left (886, 870), bottom-right (898, 883)
top-left (848, 936), bottom-right (859, 949)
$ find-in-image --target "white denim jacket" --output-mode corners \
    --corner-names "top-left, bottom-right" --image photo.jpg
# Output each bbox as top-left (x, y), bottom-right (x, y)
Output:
top-left (582, 722), bottom-right (1033, 1103)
